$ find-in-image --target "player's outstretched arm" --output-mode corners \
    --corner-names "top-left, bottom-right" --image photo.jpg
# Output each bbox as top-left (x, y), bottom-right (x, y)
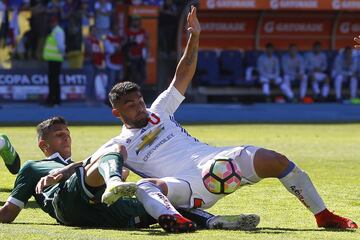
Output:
top-left (171, 5), bottom-right (201, 95)
top-left (354, 35), bottom-right (360, 48)
top-left (35, 161), bottom-right (83, 194)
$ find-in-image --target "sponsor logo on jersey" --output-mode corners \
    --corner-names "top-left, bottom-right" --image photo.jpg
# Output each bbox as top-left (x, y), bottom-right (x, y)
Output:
top-left (136, 124), bottom-right (164, 154)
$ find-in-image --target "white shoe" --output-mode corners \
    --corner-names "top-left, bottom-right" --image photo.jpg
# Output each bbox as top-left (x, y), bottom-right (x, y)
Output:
top-left (208, 214), bottom-right (260, 230)
top-left (101, 180), bottom-right (137, 206)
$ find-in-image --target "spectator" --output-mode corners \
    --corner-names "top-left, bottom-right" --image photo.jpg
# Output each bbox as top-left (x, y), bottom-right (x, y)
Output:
top-left (305, 42), bottom-right (330, 101)
top-left (126, 15), bottom-right (149, 85)
top-left (84, 25), bottom-right (105, 103)
top-left (104, 24), bottom-right (125, 94)
top-left (0, 0), bottom-right (8, 48)
top-left (131, 0), bottom-right (143, 5)
top-left (143, 0), bottom-right (164, 5)
top-left (42, 16), bottom-right (65, 107)
top-left (333, 46), bottom-right (358, 102)
top-left (65, 4), bottom-right (82, 54)
top-left (158, 0), bottom-right (179, 58)
top-left (59, 0), bottom-right (78, 36)
top-left (282, 44), bottom-right (307, 101)
top-left (30, 0), bottom-right (47, 60)
top-left (257, 43), bottom-right (294, 102)
top-left (94, 0), bottom-right (112, 39)
top-left (46, 0), bottom-right (61, 20)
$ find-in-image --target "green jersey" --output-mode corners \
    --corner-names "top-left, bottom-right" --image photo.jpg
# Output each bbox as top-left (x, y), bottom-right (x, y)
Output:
top-left (8, 153), bottom-right (154, 228)
top-left (8, 153), bottom-right (72, 218)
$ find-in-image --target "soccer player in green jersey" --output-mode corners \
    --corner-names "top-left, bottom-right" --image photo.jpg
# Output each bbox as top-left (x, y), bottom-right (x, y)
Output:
top-left (0, 116), bottom-right (260, 231)
top-left (0, 116), bottom-right (152, 227)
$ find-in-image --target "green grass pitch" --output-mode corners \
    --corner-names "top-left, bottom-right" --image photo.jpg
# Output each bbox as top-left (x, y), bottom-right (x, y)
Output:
top-left (0, 124), bottom-right (359, 240)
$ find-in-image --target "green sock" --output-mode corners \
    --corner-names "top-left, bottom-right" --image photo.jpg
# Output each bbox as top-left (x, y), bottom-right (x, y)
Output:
top-left (98, 153), bottom-right (124, 184)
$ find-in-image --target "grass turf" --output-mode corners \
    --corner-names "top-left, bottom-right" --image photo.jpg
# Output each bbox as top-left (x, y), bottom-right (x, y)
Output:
top-left (0, 124), bottom-right (359, 240)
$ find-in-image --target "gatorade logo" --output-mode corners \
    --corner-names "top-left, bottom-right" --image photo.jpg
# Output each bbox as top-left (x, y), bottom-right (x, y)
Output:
top-left (207, 0), bottom-right (216, 9)
top-left (332, 0), bottom-right (341, 9)
top-left (264, 21), bottom-right (275, 33)
top-left (270, 0), bottom-right (279, 9)
top-left (340, 22), bottom-right (350, 34)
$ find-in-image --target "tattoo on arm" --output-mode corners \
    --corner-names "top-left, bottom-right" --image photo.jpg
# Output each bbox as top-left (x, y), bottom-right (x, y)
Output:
top-left (185, 47), bottom-right (196, 66)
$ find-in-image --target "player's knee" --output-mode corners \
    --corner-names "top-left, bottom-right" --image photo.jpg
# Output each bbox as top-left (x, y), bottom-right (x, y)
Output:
top-left (137, 178), bottom-right (168, 195)
top-left (266, 150), bottom-right (290, 173)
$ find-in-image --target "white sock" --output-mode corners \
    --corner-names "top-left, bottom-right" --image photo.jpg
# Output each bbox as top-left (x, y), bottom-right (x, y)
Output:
top-left (279, 164), bottom-right (326, 214)
top-left (262, 83), bottom-right (270, 96)
top-left (335, 75), bottom-right (343, 99)
top-left (350, 77), bottom-right (358, 98)
top-left (280, 82), bottom-right (294, 99)
top-left (300, 77), bottom-right (308, 99)
top-left (322, 83), bottom-right (330, 98)
top-left (135, 181), bottom-right (180, 219)
top-left (312, 81), bottom-right (320, 95)
top-left (0, 137), bottom-right (4, 150)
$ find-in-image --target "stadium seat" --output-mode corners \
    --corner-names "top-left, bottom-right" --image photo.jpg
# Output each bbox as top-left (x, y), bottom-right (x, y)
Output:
top-left (244, 50), bottom-right (263, 85)
top-left (195, 50), bottom-right (220, 86)
top-left (219, 50), bottom-right (244, 85)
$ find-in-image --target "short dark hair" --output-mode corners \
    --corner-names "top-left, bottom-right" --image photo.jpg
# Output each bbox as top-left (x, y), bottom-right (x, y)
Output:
top-left (36, 116), bottom-right (67, 140)
top-left (108, 81), bottom-right (141, 107)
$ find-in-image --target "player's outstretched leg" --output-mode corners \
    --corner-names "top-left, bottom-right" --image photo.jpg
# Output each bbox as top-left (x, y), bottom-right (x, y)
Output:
top-left (252, 148), bottom-right (357, 230)
top-left (207, 214), bottom-right (260, 230)
top-left (315, 209), bottom-right (358, 229)
top-left (98, 152), bottom-right (137, 206)
top-left (0, 135), bottom-right (20, 174)
top-left (179, 208), bottom-right (260, 230)
top-left (158, 214), bottom-right (197, 233)
top-left (136, 179), bottom-right (197, 233)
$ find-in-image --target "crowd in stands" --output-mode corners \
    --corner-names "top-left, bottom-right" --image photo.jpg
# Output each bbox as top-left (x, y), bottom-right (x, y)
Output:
top-left (196, 42), bottom-right (359, 103)
top-left (0, 0), bottom-right (184, 104)
top-left (1, 1), bottom-right (358, 104)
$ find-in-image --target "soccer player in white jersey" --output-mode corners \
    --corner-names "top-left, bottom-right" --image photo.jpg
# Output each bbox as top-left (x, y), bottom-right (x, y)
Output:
top-left (332, 46), bottom-right (358, 102)
top-left (91, 6), bottom-right (357, 232)
top-left (305, 42), bottom-right (330, 101)
top-left (257, 43), bottom-right (294, 102)
top-left (281, 44), bottom-right (308, 101)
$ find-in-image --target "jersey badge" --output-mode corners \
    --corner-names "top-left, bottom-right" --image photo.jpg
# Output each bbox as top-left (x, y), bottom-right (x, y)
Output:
top-left (136, 124), bottom-right (164, 154)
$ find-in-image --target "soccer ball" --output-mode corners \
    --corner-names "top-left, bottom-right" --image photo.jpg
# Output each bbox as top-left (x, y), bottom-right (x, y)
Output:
top-left (202, 158), bottom-right (242, 194)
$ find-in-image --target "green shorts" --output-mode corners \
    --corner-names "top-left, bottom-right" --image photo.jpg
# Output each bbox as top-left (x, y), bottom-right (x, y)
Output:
top-left (53, 166), bottom-right (155, 228)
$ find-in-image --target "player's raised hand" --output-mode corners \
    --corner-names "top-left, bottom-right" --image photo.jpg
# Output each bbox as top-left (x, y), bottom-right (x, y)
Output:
top-left (354, 36), bottom-right (360, 48)
top-left (35, 173), bottom-right (63, 194)
top-left (187, 5), bottom-right (201, 37)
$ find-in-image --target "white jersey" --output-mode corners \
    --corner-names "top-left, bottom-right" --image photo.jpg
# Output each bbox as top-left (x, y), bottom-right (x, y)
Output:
top-left (305, 52), bottom-right (327, 72)
top-left (91, 86), bottom-right (231, 179)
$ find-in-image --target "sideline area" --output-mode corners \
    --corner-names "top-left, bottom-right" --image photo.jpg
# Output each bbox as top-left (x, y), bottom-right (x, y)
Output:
top-left (0, 103), bottom-right (359, 125)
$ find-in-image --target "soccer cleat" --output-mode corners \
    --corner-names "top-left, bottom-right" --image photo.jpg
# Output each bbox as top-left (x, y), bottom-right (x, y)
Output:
top-left (0, 135), bottom-right (20, 174)
top-left (316, 209), bottom-right (358, 229)
top-left (158, 214), bottom-right (197, 233)
top-left (101, 179), bottom-right (137, 206)
top-left (207, 214), bottom-right (260, 230)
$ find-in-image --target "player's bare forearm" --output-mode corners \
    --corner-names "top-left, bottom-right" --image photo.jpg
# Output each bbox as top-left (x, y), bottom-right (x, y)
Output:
top-left (172, 34), bottom-right (199, 95)
top-left (35, 161), bottom-right (83, 194)
top-left (60, 161), bottom-right (83, 180)
top-left (171, 6), bottom-right (201, 95)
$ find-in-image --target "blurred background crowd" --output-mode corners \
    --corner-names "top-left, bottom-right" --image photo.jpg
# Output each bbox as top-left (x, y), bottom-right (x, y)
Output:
top-left (0, 0), bottom-right (359, 105)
